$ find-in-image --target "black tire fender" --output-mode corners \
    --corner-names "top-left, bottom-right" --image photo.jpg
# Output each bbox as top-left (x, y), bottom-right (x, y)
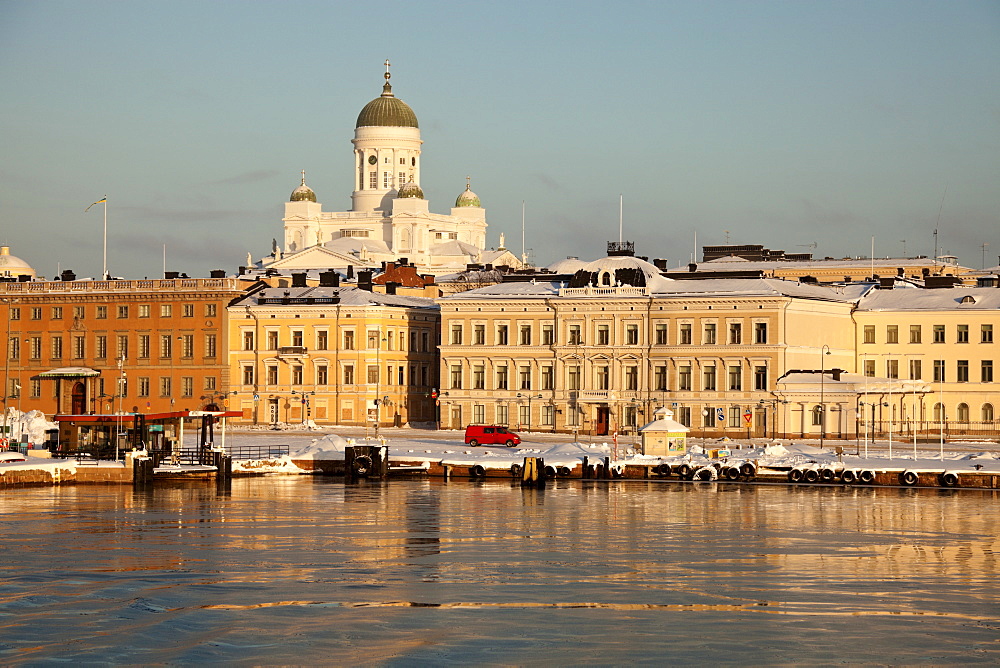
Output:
top-left (510, 463), bottom-right (523, 478)
top-left (820, 468), bottom-right (837, 482)
top-left (841, 469), bottom-right (857, 484)
top-left (940, 471), bottom-right (959, 487)
top-left (788, 468), bottom-right (804, 483)
top-left (676, 464), bottom-right (692, 479)
top-left (352, 455), bottom-right (373, 476)
top-left (544, 465), bottom-right (557, 478)
top-left (557, 466), bottom-right (571, 477)
top-left (901, 470), bottom-right (918, 486)
top-left (740, 462), bottom-right (756, 479)
top-left (724, 466), bottom-right (741, 481)
top-left (804, 469), bottom-right (820, 483)
top-left (471, 464), bottom-right (486, 478)
top-left (859, 470), bottom-right (876, 484)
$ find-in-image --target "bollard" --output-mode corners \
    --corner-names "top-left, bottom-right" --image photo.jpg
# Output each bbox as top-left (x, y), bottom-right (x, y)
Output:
top-left (520, 457), bottom-right (546, 488)
top-left (582, 456), bottom-right (590, 479)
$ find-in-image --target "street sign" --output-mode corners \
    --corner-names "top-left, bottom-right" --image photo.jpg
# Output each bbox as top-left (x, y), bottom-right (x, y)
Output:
top-left (671, 402), bottom-right (678, 408)
top-left (716, 408), bottom-right (725, 422)
top-left (743, 411), bottom-right (753, 425)
top-left (253, 393), bottom-right (259, 401)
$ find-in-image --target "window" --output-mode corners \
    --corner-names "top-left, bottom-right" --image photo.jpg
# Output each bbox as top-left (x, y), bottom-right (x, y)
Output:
top-left (703, 323), bottom-right (717, 345)
top-left (383, 171), bottom-right (391, 188)
top-left (160, 335), bottom-right (172, 359)
top-left (51, 336), bottom-right (62, 359)
top-left (266, 331), bottom-right (278, 350)
top-left (909, 325), bottom-right (921, 343)
top-left (678, 365), bottom-right (692, 391)
top-left (626, 324), bottom-right (639, 345)
top-left (886, 325), bottom-right (898, 344)
top-left (243, 331), bottom-right (255, 350)
top-left (497, 325), bottom-right (509, 345)
top-left (957, 325), bottom-right (969, 343)
top-left (291, 330), bottom-right (303, 347)
top-left (204, 376), bottom-right (216, 390)
top-left (983, 324), bottom-right (994, 343)
top-left (655, 323), bottom-right (667, 345)
top-left (30, 379), bottom-right (40, 398)
top-left (567, 366), bottom-right (580, 390)
top-left (754, 322), bottom-right (768, 344)
top-left (138, 335), bottom-right (150, 359)
top-left (205, 304), bottom-right (217, 317)
top-left (703, 408), bottom-right (716, 428)
top-left (138, 305), bottom-right (150, 318)
top-left (473, 365), bottom-right (485, 389)
top-left (654, 366), bottom-right (667, 391)
top-left (982, 360), bottom-right (993, 383)
top-left (625, 366), bottom-right (638, 391)
top-left (596, 366), bottom-right (609, 390)
top-left (7, 337), bottom-right (18, 360)
top-left (677, 407), bottom-right (692, 427)
top-left (728, 365), bottom-right (742, 391)
top-left (863, 359), bottom-right (875, 377)
top-left (451, 324), bottom-right (463, 345)
top-left (8, 307), bottom-right (19, 321)
top-left (597, 324), bottom-right (609, 346)
top-left (542, 324), bottom-right (554, 345)
top-left (95, 335), bottom-right (107, 360)
top-left (181, 377), bottom-right (193, 397)
top-left (366, 331), bottom-right (381, 349)
top-left (957, 403), bottom-right (970, 422)
top-left (983, 403), bottom-right (995, 422)
top-left (754, 365), bottom-right (768, 391)
top-left (116, 335), bottom-right (128, 360)
top-left (909, 359), bottom-right (922, 380)
top-left (702, 365), bottom-right (716, 390)
top-left (160, 304), bottom-right (172, 318)
top-left (496, 365), bottom-right (508, 390)
top-left (116, 305), bottom-right (127, 319)
top-left (291, 365), bottom-right (303, 385)
top-left (542, 405), bottom-right (555, 426)
top-left (243, 365), bottom-right (255, 385)
top-left (933, 325), bottom-right (945, 343)
top-left (475, 324), bottom-right (486, 345)
top-left (344, 331), bottom-right (355, 350)
top-left (957, 360), bottom-right (969, 382)
top-left (29, 337), bottom-right (41, 360)
top-left (343, 365), bottom-right (354, 384)
top-left (367, 365), bottom-right (379, 384)
top-left (568, 325), bottom-right (581, 345)
top-left (863, 325), bottom-right (875, 344)
top-left (679, 323), bottom-right (692, 345)
top-left (519, 366), bottom-right (532, 390)
top-left (159, 377), bottom-right (171, 397)
top-left (811, 405), bottom-right (823, 426)
top-left (886, 359), bottom-right (899, 379)
top-left (519, 325), bottom-right (531, 346)
top-left (541, 365), bottom-right (554, 390)
top-left (52, 306), bottom-right (63, 320)
top-left (933, 360), bottom-right (945, 382)
top-left (496, 403), bottom-right (508, 426)
top-left (518, 404), bottom-right (530, 426)
top-left (73, 336), bottom-right (85, 359)
top-left (31, 307), bottom-right (41, 320)
top-left (450, 364), bottom-right (462, 389)
top-left (369, 171), bottom-right (377, 189)
top-left (138, 377), bottom-right (150, 397)
top-left (72, 306), bottom-right (84, 319)
top-left (730, 406), bottom-right (743, 429)
top-left (473, 404), bottom-right (485, 424)
top-left (729, 323), bottom-right (742, 345)
top-left (316, 365), bottom-right (328, 386)
top-left (181, 335), bottom-right (193, 358)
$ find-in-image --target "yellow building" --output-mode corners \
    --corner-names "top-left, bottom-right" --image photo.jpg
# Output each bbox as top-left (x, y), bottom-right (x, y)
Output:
top-left (228, 282), bottom-right (439, 427)
top-left (853, 285), bottom-right (998, 439)
top-left (437, 254), bottom-right (860, 438)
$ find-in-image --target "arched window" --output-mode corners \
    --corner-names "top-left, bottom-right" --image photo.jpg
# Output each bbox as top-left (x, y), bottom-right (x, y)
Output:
top-left (957, 403), bottom-right (969, 422)
top-left (933, 402), bottom-right (944, 421)
top-left (981, 403), bottom-right (993, 422)
top-left (811, 405), bottom-right (823, 426)
top-left (600, 271), bottom-right (612, 286)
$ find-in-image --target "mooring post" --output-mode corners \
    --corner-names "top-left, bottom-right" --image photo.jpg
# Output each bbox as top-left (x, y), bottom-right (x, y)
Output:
top-left (521, 456), bottom-right (545, 488)
top-left (603, 456), bottom-right (611, 480)
top-left (582, 456), bottom-right (590, 479)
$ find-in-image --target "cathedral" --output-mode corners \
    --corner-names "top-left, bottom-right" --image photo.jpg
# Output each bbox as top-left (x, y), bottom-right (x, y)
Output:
top-left (258, 62), bottom-right (521, 276)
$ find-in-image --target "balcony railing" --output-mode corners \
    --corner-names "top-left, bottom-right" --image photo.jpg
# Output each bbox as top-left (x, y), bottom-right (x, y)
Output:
top-left (277, 346), bottom-right (308, 357)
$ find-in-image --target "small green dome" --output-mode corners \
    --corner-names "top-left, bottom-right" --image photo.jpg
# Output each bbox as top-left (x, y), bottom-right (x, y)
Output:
top-left (356, 82), bottom-right (419, 128)
top-left (397, 179), bottom-right (424, 199)
top-left (290, 172), bottom-right (316, 202)
top-left (455, 183), bottom-right (481, 208)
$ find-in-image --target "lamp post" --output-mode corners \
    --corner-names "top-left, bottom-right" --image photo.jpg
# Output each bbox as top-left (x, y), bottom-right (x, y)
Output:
top-left (516, 392), bottom-right (542, 431)
top-left (819, 344), bottom-right (831, 448)
top-left (1, 297), bottom-right (18, 446)
top-left (290, 389), bottom-right (316, 425)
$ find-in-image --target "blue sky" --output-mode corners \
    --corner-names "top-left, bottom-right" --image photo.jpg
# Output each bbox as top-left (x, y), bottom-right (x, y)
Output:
top-left (1, 0), bottom-right (997, 279)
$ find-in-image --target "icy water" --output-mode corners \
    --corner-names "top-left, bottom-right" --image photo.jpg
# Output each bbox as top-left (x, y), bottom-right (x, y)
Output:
top-left (2, 479), bottom-right (998, 665)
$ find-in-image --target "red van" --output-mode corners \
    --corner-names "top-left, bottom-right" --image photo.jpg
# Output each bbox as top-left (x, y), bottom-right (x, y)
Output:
top-left (464, 425), bottom-right (521, 447)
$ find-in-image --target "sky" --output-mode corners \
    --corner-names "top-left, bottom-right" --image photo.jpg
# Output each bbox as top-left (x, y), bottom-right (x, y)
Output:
top-left (1, 0), bottom-right (998, 279)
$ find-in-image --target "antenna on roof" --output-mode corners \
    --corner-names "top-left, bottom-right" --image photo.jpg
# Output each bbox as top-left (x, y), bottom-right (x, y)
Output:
top-left (933, 186), bottom-right (947, 268)
top-left (521, 200), bottom-right (526, 267)
top-left (618, 194), bottom-right (623, 243)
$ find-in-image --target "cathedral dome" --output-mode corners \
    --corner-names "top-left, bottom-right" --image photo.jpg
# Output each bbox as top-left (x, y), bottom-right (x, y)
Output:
top-left (455, 183), bottom-right (481, 207)
top-left (290, 172), bottom-right (317, 202)
top-left (397, 179), bottom-right (424, 199)
top-left (0, 245), bottom-right (35, 278)
top-left (356, 82), bottom-right (419, 128)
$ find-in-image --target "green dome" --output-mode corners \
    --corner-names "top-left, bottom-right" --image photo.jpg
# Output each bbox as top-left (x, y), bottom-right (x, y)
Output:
top-left (356, 82), bottom-right (419, 128)
top-left (455, 183), bottom-right (481, 208)
top-left (397, 179), bottom-right (424, 199)
top-left (290, 172), bottom-right (316, 202)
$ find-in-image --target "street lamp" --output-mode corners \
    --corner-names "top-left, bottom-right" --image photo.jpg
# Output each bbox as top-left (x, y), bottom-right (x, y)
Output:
top-left (290, 389), bottom-right (316, 425)
top-left (516, 392), bottom-right (542, 431)
top-left (819, 344), bottom-right (831, 448)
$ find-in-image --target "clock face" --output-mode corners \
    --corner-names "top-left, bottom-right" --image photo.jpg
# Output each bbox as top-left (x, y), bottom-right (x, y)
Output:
top-left (368, 155), bottom-right (377, 165)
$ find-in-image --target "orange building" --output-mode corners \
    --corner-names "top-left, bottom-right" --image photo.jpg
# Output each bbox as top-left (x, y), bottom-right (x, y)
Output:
top-left (1, 276), bottom-right (248, 419)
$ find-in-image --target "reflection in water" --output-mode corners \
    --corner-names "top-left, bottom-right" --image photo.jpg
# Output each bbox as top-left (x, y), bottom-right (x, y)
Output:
top-left (1, 479), bottom-right (997, 664)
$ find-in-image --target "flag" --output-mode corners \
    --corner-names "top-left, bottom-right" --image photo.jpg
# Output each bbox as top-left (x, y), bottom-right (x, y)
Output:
top-left (85, 197), bottom-right (107, 212)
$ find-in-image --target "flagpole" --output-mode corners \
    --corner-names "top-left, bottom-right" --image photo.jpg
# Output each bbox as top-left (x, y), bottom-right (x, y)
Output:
top-left (102, 197), bottom-right (108, 279)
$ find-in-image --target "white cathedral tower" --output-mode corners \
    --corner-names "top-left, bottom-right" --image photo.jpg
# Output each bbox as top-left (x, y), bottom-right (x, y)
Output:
top-left (270, 62), bottom-right (512, 275)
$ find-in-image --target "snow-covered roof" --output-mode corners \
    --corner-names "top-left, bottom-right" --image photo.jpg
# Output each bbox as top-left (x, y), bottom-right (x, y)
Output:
top-left (675, 256), bottom-right (965, 272)
top-left (323, 237), bottom-right (392, 255)
top-left (428, 239), bottom-right (480, 257)
top-left (236, 286), bottom-right (438, 309)
top-left (546, 257), bottom-right (591, 273)
top-left (857, 287), bottom-right (1000, 311)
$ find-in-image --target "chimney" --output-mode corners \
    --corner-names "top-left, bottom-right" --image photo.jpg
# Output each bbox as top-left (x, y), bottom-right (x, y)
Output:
top-left (210, 269), bottom-right (226, 278)
top-left (832, 369), bottom-right (842, 381)
top-left (60, 269), bottom-right (76, 282)
top-left (358, 270), bottom-right (373, 291)
top-left (385, 282), bottom-right (398, 295)
top-left (238, 266), bottom-right (246, 275)
top-left (398, 257), bottom-right (409, 266)
top-left (291, 272), bottom-right (307, 287)
top-left (878, 277), bottom-right (895, 289)
top-left (346, 265), bottom-right (355, 279)
top-left (318, 270), bottom-right (339, 287)
top-left (653, 258), bottom-right (668, 270)
top-left (688, 263), bottom-right (697, 272)
top-left (164, 271), bottom-right (180, 279)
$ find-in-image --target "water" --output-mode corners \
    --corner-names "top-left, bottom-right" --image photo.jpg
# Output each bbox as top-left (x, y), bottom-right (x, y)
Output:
top-left (2, 478), bottom-right (998, 665)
